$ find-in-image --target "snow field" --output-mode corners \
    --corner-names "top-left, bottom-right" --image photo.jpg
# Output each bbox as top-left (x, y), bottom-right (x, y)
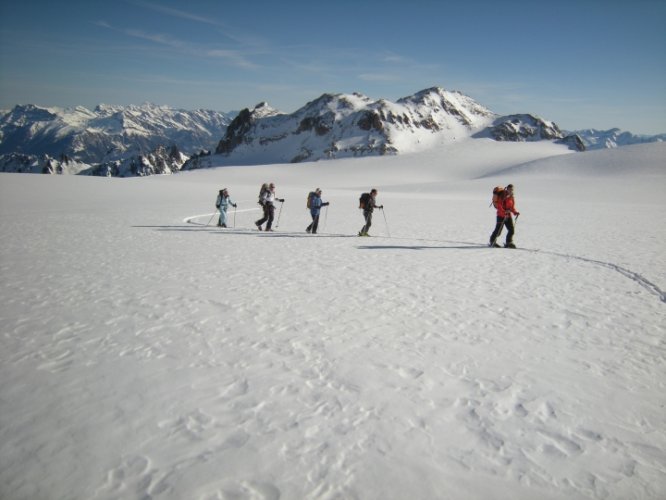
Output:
top-left (0, 142), bottom-right (664, 500)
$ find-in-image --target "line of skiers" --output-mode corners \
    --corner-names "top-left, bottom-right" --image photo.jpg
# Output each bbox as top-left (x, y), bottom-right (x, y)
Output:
top-left (212, 183), bottom-right (520, 246)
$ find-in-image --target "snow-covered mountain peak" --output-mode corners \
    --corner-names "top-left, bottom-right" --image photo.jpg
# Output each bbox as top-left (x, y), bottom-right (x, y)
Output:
top-left (294, 92), bottom-right (374, 120)
top-left (2, 104), bottom-right (58, 126)
top-left (397, 87), bottom-right (496, 127)
top-left (398, 86), bottom-right (459, 105)
top-left (93, 103), bottom-right (125, 116)
top-left (210, 87), bottom-right (504, 165)
top-left (250, 102), bottom-right (281, 119)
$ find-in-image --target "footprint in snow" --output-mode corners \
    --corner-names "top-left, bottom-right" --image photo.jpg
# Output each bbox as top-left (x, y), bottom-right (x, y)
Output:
top-left (95, 455), bottom-right (151, 496)
top-left (199, 480), bottom-right (281, 500)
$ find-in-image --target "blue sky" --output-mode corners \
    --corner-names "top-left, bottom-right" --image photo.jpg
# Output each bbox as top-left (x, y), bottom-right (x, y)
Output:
top-left (1, 0), bottom-right (664, 134)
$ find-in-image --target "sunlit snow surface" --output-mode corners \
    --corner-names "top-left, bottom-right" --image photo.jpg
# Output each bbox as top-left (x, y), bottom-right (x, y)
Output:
top-left (1, 140), bottom-right (664, 500)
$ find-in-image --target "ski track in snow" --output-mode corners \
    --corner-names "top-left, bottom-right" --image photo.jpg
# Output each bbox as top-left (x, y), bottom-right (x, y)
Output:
top-left (186, 212), bottom-right (666, 305)
top-left (522, 249), bottom-right (666, 304)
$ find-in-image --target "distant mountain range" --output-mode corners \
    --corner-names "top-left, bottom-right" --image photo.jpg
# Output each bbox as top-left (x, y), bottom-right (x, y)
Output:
top-left (0, 103), bottom-right (233, 175)
top-left (1, 88), bottom-right (662, 176)
top-left (568, 128), bottom-right (666, 150)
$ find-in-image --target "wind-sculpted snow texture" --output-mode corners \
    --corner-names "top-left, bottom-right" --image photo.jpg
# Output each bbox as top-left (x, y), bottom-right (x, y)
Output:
top-left (0, 141), bottom-right (664, 500)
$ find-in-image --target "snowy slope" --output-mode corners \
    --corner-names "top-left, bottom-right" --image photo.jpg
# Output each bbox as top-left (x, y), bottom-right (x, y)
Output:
top-left (0, 141), bottom-right (664, 500)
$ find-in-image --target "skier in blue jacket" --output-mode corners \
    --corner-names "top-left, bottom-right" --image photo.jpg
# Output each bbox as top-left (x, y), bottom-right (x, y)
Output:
top-left (306, 188), bottom-right (329, 234)
top-left (215, 188), bottom-right (237, 228)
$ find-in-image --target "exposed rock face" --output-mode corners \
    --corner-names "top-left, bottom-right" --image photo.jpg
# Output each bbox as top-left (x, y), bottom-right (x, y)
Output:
top-left (487, 114), bottom-right (563, 142)
top-left (85, 144), bottom-right (189, 177)
top-left (0, 152), bottom-right (90, 174)
top-left (480, 114), bottom-right (586, 151)
top-left (556, 134), bottom-right (586, 152)
top-left (0, 144), bottom-right (190, 176)
top-left (357, 111), bottom-right (384, 132)
top-left (216, 108), bottom-right (253, 155)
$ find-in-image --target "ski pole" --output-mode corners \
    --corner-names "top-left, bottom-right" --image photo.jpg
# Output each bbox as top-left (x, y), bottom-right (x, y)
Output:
top-left (323, 205), bottom-right (328, 232)
top-left (233, 205), bottom-right (237, 228)
top-left (381, 207), bottom-right (391, 238)
top-left (276, 201), bottom-right (284, 228)
top-left (207, 210), bottom-right (218, 226)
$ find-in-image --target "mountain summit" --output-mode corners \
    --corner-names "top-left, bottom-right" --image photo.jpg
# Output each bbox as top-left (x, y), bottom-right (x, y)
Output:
top-left (209, 87), bottom-right (501, 165)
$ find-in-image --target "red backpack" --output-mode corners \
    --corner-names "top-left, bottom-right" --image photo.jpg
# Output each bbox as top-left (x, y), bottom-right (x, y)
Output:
top-left (491, 186), bottom-right (505, 208)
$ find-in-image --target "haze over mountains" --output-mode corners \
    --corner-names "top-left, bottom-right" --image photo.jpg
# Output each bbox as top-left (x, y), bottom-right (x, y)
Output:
top-left (0, 87), bottom-right (663, 177)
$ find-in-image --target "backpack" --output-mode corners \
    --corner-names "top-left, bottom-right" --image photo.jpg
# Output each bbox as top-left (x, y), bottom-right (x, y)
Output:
top-left (258, 186), bottom-right (268, 206)
top-left (306, 191), bottom-right (315, 209)
top-left (491, 186), bottom-right (505, 208)
top-left (359, 192), bottom-right (371, 209)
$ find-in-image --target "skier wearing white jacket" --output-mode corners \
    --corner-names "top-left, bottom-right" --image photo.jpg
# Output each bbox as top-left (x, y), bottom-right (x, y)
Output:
top-left (255, 183), bottom-right (284, 231)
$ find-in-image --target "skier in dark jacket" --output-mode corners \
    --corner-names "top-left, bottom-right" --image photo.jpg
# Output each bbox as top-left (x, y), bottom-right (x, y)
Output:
top-left (489, 184), bottom-right (520, 248)
top-left (306, 188), bottom-right (329, 234)
top-left (359, 189), bottom-right (382, 236)
top-left (255, 183), bottom-right (270, 230)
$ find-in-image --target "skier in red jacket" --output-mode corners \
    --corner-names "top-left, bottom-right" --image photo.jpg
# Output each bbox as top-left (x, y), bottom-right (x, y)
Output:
top-left (489, 184), bottom-right (520, 248)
